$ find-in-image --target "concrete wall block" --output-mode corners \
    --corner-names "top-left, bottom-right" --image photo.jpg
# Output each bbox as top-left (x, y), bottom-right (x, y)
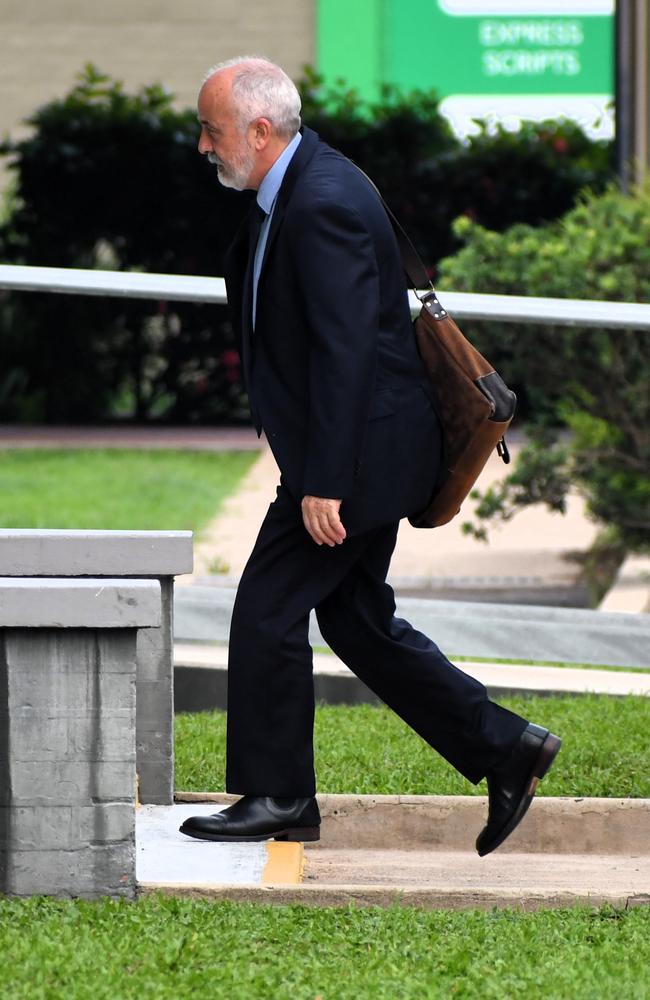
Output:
top-left (136, 678), bottom-right (173, 729)
top-left (3, 629), bottom-right (137, 706)
top-left (136, 577), bottom-right (173, 804)
top-left (2, 803), bottom-right (134, 851)
top-left (135, 638), bottom-right (173, 684)
top-left (136, 579), bottom-right (173, 682)
top-left (136, 759), bottom-right (173, 807)
top-left (0, 563), bottom-right (171, 894)
top-left (0, 531), bottom-right (192, 578)
top-left (0, 579), bottom-right (161, 629)
top-left (3, 760), bottom-right (136, 806)
top-left (136, 731), bottom-right (172, 760)
top-left (4, 629), bottom-right (137, 678)
top-left (4, 713), bottom-right (135, 764)
top-left (8, 666), bottom-right (136, 714)
top-left (98, 672), bottom-right (136, 713)
top-left (96, 630), bottom-right (143, 674)
top-left (2, 843), bottom-right (136, 899)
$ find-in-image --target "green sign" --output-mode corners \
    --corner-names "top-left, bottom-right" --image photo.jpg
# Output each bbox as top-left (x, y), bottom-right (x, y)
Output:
top-left (317, 0), bottom-right (614, 136)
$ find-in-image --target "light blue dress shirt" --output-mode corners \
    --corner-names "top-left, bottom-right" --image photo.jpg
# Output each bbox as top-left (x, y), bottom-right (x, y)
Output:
top-left (252, 130), bottom-right (302, 329)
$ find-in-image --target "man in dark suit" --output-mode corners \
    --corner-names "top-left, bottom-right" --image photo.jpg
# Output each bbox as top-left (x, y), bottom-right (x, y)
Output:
top-left (180, 57), bottom-right (561, 856)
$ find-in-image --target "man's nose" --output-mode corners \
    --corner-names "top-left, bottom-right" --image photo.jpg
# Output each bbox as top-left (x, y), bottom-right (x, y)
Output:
top-left (197, 133), bottom-right (211, 155)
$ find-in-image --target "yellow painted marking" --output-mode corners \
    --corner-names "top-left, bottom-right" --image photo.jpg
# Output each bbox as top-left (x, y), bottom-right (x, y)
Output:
top-left (262, 842), bottom-right (305, 884)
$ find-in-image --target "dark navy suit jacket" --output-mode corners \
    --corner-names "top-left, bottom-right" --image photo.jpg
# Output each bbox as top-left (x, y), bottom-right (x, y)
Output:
top-left (224, 126), bottom-right (441, 535)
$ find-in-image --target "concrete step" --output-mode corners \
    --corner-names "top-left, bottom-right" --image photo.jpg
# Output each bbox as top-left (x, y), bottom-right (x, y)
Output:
top-left (138, 794), bottom-right (650, 911)
top-left (136, 802), bottom-right (304, 888)
top-left (173, 586), bottom-right (650, 669)
top-left (298, 848), bottom-right (650, 910)
top-left (142, 850), bottom-right (650, 911)
top-left (175, 793), bottom-right (650, 855)
top-left (173, 642), bottom-right (650, 713)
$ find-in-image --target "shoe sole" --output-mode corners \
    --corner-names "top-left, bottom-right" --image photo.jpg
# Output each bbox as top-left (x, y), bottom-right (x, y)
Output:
top-left (477, 731), bottom-right (562, 858)
top-left (179, 825), bottom-right (320, 843)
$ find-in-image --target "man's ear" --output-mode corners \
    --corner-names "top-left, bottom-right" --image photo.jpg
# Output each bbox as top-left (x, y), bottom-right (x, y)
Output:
top-left (252, 117), bottom-right (272, 150)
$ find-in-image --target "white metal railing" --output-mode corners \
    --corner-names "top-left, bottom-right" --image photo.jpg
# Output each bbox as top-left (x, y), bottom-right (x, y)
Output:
top-left (1, 263), bottom-right (650, 329)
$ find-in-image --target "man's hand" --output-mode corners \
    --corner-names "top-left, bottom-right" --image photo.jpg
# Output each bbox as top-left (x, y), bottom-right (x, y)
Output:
top-left (301, 495), bottom-right (346, 547)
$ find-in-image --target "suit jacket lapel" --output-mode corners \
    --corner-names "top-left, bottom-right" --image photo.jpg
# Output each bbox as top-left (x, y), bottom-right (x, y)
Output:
top-left (223, 126), bottom-right (321, 427)
top-left (227, 207), bottom-right (261, 410)
top-left (254, 126), bottom-right (320, 303)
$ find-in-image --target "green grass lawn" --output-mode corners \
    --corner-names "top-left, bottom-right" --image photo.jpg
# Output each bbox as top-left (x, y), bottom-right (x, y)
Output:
top-left (0, 448), bottom-right (257, 536)
top-left (175, 695), bottom-right (650, 798)
top-left (0, 896), bottom-right (648, 1000)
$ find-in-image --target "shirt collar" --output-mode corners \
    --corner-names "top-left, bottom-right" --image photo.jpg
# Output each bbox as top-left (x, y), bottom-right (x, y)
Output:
top-left (256, 131), bottom-right (302, 215)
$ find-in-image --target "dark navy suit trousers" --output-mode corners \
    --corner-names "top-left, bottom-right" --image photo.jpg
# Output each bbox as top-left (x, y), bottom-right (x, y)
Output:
top-left (226, 483), bottom-right (528, 797)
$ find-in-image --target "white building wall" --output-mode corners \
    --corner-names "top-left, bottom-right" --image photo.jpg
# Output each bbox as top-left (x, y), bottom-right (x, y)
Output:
top-left (0, 1), bottom-right (315, 149)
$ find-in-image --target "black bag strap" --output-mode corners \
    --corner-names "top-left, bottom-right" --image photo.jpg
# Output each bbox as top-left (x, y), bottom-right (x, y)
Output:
top-left (348, 161), bottom-right (434, 293)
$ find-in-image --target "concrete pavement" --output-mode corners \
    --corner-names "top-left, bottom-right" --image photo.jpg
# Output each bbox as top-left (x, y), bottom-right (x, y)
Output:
top-left (177, 433), bottom-right (603, 607)
top-left (138, 795), bottom-right (650, 909)
top-left (600, 553), bottom-right (650, 614)
top-left (0, 423), bottom-right (261, 451)
top-left (173, 587), bottom-right (650, 669)
top-left (173, 642), bottom-right (650, 712)
top-left (4, 421), bottom-right (645, 611)
top-left (136, 802), bottom-right (303, 887)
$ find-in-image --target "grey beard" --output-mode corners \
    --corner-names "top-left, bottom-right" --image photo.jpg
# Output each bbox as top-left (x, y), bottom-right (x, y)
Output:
top-left (207, 152), bottom-right (252, 191)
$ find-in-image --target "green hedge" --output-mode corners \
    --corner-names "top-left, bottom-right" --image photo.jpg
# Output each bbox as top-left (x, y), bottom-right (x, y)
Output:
top-left (0, 65), bottom-right (614, 424)
top-left (438, 184), bottom-right (650, 552)
top-left (299, 69), bottom-right (613, 269)
top-left (0, 67), bottom-right (250, 424)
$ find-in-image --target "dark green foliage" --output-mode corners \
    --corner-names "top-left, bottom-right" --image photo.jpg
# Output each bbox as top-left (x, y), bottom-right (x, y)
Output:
top-left (0, 66), bottom-right (613, 423)
top-left (299, 68), bottom-right (613, 274)
top-left (440, 118), bottom-right (613, 236)
top-left (0, 66), bottom-right (251, 424)
top-left (438, 184), bottom-right (650, 552)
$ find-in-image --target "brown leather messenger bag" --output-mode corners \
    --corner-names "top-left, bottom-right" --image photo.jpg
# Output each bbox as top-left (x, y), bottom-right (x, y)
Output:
top-left (354, 164), bottom-right (517, 528)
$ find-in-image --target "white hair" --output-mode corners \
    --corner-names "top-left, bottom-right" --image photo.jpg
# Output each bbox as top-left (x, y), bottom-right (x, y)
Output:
top-left (203, 56), bottom-right (301, 139)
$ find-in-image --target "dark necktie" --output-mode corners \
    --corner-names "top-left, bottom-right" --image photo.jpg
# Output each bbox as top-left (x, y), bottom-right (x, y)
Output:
top-left (249, 200), bottom-right (266, 244)
top-left (243, 202), bottom-right (266, 334)
top-left (241, 202), bottom-right (267, 434)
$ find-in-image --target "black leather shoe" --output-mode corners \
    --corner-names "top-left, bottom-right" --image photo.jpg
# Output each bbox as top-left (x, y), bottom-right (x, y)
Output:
top-left (476, 723), bottom-right (562, 857)
top-left (179, 795), bottom-right (321, 843)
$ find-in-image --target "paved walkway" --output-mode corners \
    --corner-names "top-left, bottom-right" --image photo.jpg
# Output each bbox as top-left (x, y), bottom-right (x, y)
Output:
top-left (0, 423), bottom-right (261, 451)
top-left (173, 586), bottom-right (650, 668)
top-left (174, 642), bottom-right (650, 697)
top-left (178, 433), bottom-right (601, 606)
top-left (3, 422), bottom-right (646, 611)
top-left (137, 803), bottom-right (303, 886)
top-left (138, 796), bottom-right (650, 909)
top-left (600, 553), bottom-right (650, 614)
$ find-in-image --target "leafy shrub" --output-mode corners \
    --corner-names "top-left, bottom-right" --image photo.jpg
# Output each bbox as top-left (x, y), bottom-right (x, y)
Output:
top-left (0, 66), bottom-right (251, 424)
top-left (438, 184), bottom-right (650, 552)
top-left (0, 65), bottom-right (614, 423)
top-left (299, 68), bottom-right (614, 271)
